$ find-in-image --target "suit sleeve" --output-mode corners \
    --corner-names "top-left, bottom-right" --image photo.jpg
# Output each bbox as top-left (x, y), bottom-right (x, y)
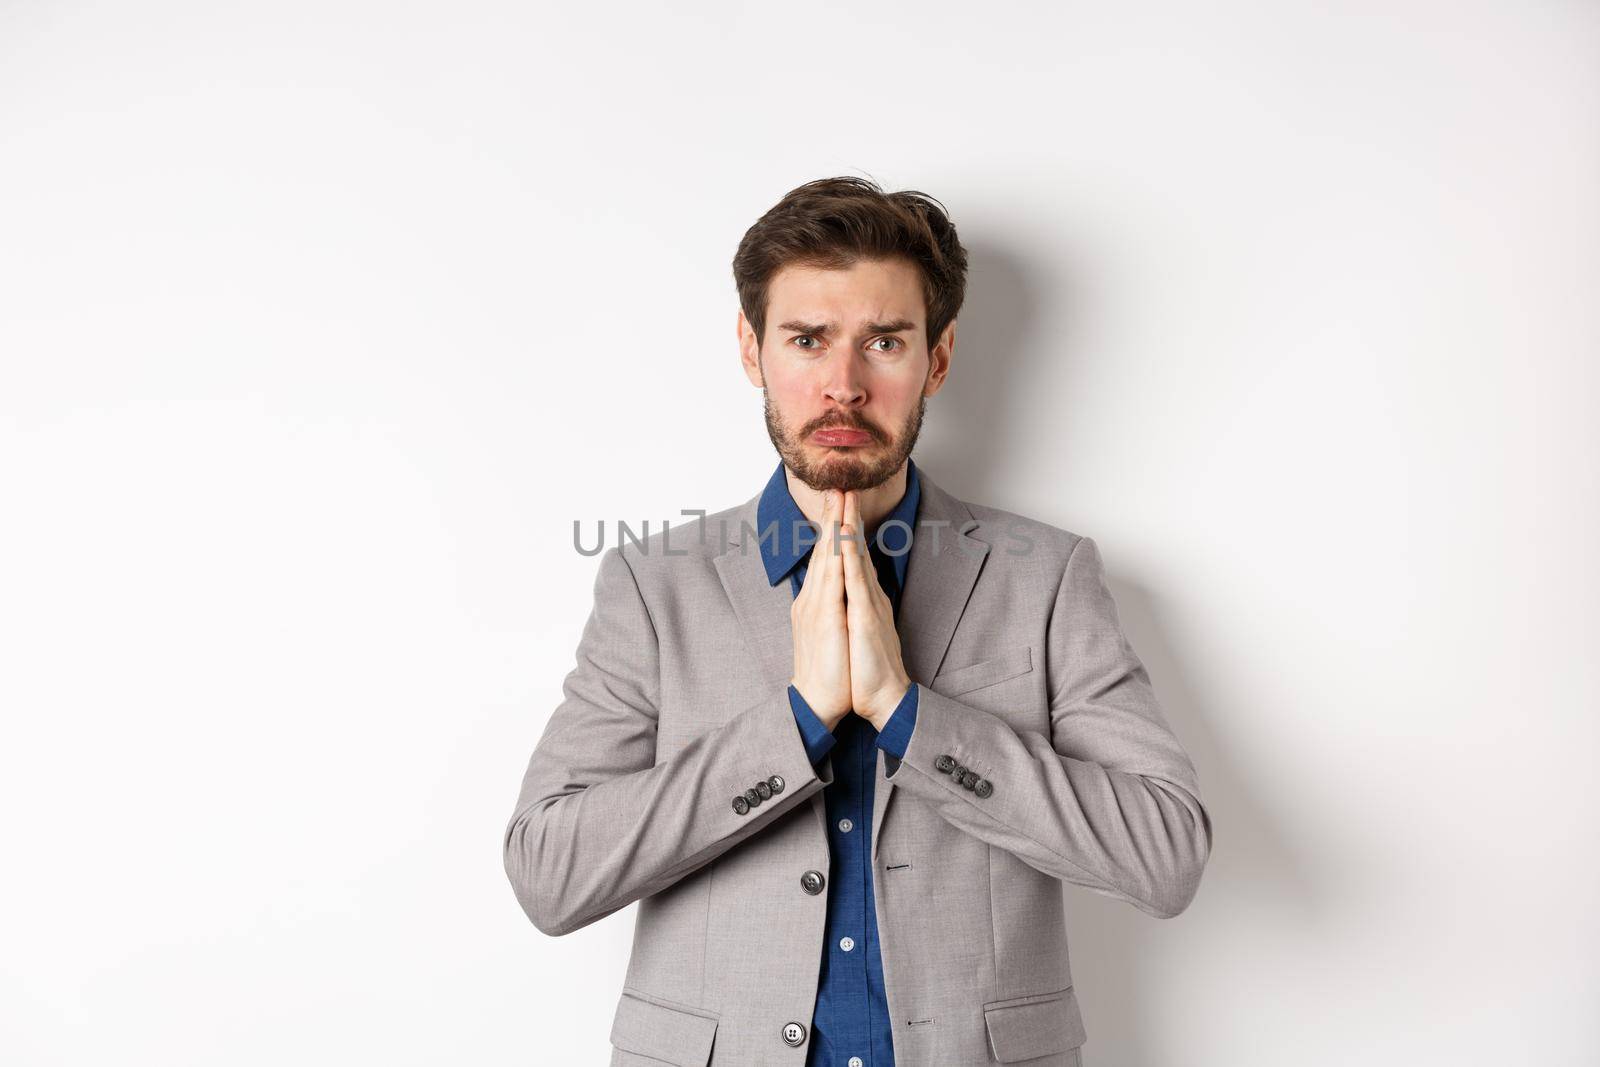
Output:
top-left (884, 535), bottom-right (1212, 918)
top-left (503, 546), bottom-right (833, 937)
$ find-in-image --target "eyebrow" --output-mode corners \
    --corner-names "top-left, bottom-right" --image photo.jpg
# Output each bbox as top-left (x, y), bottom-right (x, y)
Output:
top-left (776, 318), bottom-right (919, 336)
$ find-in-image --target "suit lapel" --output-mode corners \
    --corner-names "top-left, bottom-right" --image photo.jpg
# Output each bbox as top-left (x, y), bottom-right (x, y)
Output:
top-left (872, 468), bottom-right (989, 861)
top-left (714, 491), bottom-right (835, 834)
top-left (713, 491), bottom-right (796, 692)
top-left (711, 469), bottom-right (991, 860)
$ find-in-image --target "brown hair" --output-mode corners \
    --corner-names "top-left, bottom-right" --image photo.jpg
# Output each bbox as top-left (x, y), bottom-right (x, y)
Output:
top-left (732, 175), bottom-right (969, 353)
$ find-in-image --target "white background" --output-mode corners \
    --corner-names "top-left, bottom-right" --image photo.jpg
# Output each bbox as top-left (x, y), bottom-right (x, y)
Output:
top-left (2, 2), bottom-right (1596, 1064)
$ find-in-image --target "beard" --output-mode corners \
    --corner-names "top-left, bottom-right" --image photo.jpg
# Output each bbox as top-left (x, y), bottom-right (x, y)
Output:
top-left (763, 387), bottom-right (926, 494)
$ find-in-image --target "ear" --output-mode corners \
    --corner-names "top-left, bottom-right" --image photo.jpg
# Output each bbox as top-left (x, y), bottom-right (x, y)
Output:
top-left (924, 318), bottom-right (955, 397)
top-left (737, 308), bottom-right (765, 387)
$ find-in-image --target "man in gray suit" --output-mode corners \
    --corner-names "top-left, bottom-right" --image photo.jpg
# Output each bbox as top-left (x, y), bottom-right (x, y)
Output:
top-left (504, 176), bottom-right (1212, 1065)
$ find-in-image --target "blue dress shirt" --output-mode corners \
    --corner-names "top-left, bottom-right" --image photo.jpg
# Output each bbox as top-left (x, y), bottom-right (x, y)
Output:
top-left (755, 457), bottom-right (921, 1067)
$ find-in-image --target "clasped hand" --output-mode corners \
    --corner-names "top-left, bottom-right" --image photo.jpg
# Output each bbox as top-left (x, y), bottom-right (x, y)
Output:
top-left (789, 488), bottom-right (912, 731)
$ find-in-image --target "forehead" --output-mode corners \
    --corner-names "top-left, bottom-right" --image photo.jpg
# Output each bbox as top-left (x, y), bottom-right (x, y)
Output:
top-left (765, 257), bottom-right (925, 330)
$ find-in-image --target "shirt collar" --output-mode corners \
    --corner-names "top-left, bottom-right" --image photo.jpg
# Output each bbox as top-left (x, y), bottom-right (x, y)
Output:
top-left (755, 456), bottom-right (921, 590)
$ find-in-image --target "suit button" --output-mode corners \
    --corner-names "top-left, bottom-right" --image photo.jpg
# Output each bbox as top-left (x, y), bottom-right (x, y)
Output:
top-left (950, 762), bottom-right (967, 781)
top-left (782, 1021), bottom-right (807, 1047)
top-left (744, 787), bottom-right (762, 808)
top-left (801, 870), bottom-right (826, 895)
top-left (974, 778), bottom-right (993, 799)
top-left (768, 774), bottom-right (785, 794)
top-left (935, 754), bottom-right (956, 774)
top-left (755, 779), bottom-right (773, 800)
top-left (732, 795), bottom-right (750, 815)
top-left (960, 771), bottom-right (977, 790)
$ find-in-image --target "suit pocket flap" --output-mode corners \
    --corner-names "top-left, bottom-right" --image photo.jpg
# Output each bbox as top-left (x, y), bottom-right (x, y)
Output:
top-left (932, 645), bottom-right (1034, 697)
top-left (983, 987), bottom-right (1087, 1062)
top-left (609, 990), bottom-right (719, 1066)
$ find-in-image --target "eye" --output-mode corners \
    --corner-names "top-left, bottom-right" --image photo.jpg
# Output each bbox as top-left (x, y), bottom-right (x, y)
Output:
top-left (870, 337), bottom-right (902, 352)
top-left (792, 335), bottom-right (820, 350)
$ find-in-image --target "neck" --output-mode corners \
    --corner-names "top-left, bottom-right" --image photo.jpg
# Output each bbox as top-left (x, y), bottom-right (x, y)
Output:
top-left (785, 461), bottom-right (908, 535)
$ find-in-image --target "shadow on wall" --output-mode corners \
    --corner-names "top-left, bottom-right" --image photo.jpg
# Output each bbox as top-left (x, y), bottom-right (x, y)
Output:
top-left (911, 238), bottom-right (1062, 488)
top-left (917, 238), bottom-right (1322, 1065)
top-left (1072, 574), bottom-right (1321, 1066)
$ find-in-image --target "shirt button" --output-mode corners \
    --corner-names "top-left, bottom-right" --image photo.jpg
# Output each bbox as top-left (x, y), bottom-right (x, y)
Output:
top-left (837, 818), bottom-right (853, 833)
top-left (850, 1058), bottom-right (864, 1067)
top-left (839, 936), bottom-right (855, 952)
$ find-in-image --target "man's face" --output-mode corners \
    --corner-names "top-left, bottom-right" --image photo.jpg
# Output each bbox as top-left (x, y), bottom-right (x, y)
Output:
top-left (739, 256), bottom-right (952, 494)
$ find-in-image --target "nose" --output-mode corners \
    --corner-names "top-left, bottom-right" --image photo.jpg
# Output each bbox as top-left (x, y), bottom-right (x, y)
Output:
top-left (820, 349), bottom-right (867, 408)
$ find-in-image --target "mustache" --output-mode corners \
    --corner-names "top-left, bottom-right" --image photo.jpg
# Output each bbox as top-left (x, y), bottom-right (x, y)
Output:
top-left (804, 415), bottom-right (880, 438)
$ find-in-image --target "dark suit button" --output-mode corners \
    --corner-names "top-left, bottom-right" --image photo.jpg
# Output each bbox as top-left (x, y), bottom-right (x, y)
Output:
top-left (801, 870), bottom-right (825, 895)
top-left (974, 778), bottom-right (993, 799)
top-left (768, 774), bottom-right (785, 794)
top-left (782, 1021), bottom-right (807, 1047)
top-left (733, 795), bottom-right (750, 815)
top-left (950, 764), bottom-right (967, 783)
top-left (961, 771), bottom-right (977, 790)
top-left (755, 779), bottom-right (773, 800)
top-left (935, 754), bottom-right (956, 774)
top-left (744, 788), bottom-right (762, 807)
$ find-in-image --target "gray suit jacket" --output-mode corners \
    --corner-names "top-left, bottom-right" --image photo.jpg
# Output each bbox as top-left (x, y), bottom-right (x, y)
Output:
top-left (504, 467), bottom-right (1212, 1066)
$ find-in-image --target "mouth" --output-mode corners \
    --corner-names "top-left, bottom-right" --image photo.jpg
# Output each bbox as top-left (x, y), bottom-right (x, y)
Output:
top-left (810, 428), bottom-right (875, 447)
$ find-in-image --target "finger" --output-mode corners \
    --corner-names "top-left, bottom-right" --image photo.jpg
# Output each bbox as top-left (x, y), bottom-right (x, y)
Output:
top-left (838, 489), bottom-right (864, 563)
top-left (796, 496), bottom-right (822, 598)
top-left (840, 515), bottom-right (866, 601)
top-left (824, 490), bottom-right (845, 593)
top-left (843, 491), bottom-right (879, 584)
top-left (810, 489), bottom-right (837, 592)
